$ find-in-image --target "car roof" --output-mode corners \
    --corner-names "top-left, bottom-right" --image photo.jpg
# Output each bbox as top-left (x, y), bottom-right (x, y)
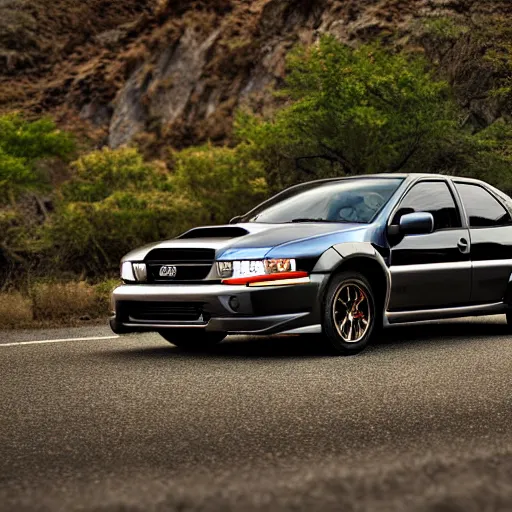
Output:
top-left (300, 173), bottom-right (488, 186)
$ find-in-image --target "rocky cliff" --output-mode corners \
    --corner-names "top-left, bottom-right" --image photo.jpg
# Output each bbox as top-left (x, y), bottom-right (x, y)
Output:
top-left (0, 0), bottom-right (510, 152)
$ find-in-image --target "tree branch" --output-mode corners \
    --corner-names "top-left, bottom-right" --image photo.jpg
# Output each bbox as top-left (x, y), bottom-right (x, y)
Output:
top-left (364, 85), bottom-right (395, 107)
top-left (295, 125), bottom-right (355, 170)
top-left (295, 155), bottom-right (339, 175)
top-left (389, 133), bottom-right (424, 172)
top-left (33, 194), bottom-right (49, 221)
top-left (316, 140), bottom-right (357, 174)
top-left (0, 242), bottom-right (26, 264)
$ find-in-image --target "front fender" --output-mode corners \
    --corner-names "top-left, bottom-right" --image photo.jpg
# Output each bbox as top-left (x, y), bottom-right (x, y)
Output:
top-left (312, 242), bottom-right (392, 320)
top-left (313, 242), bottom-right (388, 272)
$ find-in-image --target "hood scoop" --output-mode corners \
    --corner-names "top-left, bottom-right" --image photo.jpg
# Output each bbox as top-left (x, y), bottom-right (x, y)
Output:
top-left (179, 226), bottom-right (249, 239)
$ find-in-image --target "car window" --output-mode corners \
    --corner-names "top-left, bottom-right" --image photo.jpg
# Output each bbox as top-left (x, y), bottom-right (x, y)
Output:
top-left (243, 178), bottom-right (403, 224)
top-left (392, 181), bottom-right (461, 231)
top-left (455, 183), bottom-right (512, 227)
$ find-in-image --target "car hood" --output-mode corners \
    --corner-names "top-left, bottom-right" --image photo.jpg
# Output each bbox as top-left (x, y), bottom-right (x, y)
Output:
top-left (122, 222), bottom-right (371, 262)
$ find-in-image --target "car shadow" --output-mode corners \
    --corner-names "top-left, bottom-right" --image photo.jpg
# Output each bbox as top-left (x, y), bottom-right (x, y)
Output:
top-left (110, 334), bottom-right (330, 361)
top-left (106, 318), bottom-right (508, 361)
top-left (382, 318), bottom-right (508, 343)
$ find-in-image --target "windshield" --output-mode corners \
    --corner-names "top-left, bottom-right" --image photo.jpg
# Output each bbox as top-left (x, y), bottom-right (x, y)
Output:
top-left (243, 178), bottom-right (403, 224)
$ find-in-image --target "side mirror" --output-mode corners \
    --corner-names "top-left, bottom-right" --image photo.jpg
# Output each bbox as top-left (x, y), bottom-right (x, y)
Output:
top-left (229, 215), bottom-right (243, 225)
top-left (398, 212), bottom-right (434, 235)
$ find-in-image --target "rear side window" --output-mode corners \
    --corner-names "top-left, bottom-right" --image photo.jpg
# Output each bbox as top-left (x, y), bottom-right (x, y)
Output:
top-left (392, 181), bottom-right (461, 231)
top-left (455, 183), bottom-right (512, 228)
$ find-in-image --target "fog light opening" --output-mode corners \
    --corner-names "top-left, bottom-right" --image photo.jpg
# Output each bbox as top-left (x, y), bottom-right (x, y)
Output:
top-left (229, 296), bottom-right (240, 311)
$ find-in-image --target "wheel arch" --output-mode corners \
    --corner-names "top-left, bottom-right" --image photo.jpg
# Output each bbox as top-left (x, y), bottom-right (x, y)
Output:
top-left (314, 243), bottom-right (391, 318)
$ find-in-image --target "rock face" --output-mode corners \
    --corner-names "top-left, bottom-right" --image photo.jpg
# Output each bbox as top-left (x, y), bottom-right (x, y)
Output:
top-left (0, 0), bottom-right (510, 149)
top-left (109, 25), bottom-right (222, 148)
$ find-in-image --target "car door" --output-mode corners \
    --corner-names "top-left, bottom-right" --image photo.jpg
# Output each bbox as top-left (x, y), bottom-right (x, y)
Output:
top-left (454, 182), bottom-right (512, 304)
top-left (387, 179), bottom-right (471, 311)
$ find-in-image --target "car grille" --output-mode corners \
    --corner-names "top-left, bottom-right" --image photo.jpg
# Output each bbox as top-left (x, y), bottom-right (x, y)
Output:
top-left (125, 302), bottom-right (207, 323)
top-left (144, 248), bottom-right (215, 282)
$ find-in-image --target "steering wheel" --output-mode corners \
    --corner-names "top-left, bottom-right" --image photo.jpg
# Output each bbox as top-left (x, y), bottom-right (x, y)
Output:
top-left (337, 206), bottom-right (359, 222)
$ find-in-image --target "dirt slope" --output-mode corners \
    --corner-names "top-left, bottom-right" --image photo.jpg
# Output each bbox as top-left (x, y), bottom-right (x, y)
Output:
top-left (0, 0), bottom-right (510, 151)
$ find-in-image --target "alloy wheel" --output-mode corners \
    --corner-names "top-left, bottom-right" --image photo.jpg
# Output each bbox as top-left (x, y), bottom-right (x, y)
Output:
top-left (333, 283), bottom-right (371, 343)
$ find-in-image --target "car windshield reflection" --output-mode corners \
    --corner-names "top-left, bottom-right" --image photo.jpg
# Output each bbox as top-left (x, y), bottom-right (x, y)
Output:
top-left (243, 178), bottom-right (404, 224)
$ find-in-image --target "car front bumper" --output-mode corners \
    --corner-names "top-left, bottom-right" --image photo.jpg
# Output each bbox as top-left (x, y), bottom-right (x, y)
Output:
top-left (109, 275), bottom-right (327, 335)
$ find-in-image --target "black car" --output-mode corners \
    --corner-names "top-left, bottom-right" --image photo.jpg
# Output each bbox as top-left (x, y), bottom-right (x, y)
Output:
top-left (110, 173), bottom-right (512, 355)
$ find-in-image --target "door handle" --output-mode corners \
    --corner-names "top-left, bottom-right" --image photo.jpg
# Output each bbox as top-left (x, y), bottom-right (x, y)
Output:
top-left (457, 238), bottom-right (469, 254)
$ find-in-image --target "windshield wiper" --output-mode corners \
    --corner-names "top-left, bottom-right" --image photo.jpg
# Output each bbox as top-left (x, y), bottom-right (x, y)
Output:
top-left (288, 218), bottom-right (356, 224)
top-left (289, 218), bottom-right (333, 223)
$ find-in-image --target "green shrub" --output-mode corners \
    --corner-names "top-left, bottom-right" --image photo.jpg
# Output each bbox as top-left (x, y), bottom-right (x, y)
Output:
top-left (44, 144), bottom-right (268, 276)
top-left (46, 191), bottom-right (204, 275)
top-left (42, 147), bottom-right (206, 275)
top-left (0, 206), bottom-right (39, 283)
top-left (0, 207), bottom-right (24, 255)
top-left (422, 17), bottom-right (469, 44)
top-left (0, 114), bottom-right (75, 282)
top-left (172, 144), bottom-right (268, 222)
top-left (0, 114), bottom-right (74, 204)
top-left (0, 114), bottom-right (74, 161)
top-left (63, 146), bottom-right (172, 202)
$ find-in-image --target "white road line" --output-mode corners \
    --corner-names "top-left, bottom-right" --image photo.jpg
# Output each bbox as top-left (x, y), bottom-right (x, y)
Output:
top-left (0, 335), bottom-right (119, 347)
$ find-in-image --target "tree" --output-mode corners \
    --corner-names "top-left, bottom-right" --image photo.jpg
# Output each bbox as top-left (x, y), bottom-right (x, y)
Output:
top-left (0, 114), bottom-right (75, 205)
top-left (237, 36), bottom-right (458, 189)
top-left (171, 144), bottom-right (267, 223)
top-left (48, 147), bottom-right (195, 275)
top-left (0, 114), bottom-right (75, 282)
top-left (447, 121), bottom-right (512, 195)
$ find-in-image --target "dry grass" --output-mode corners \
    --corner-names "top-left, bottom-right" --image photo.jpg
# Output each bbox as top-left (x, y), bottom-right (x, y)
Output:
top-left (0, 280), bottom-right (120, 328)
top-left (0, 291), bottom-right (33, 328)
top-left (31, 281), bottom-right (107, 322)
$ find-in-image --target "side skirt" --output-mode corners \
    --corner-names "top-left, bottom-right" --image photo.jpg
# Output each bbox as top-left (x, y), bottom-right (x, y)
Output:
top-left (280, 325), bottom-right (322, 335)
top-left (385, 302), bottom-right (507, 325)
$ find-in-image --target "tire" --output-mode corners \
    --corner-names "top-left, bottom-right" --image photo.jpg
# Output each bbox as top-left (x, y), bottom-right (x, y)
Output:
top-left (159, 330), bottom-right (226, 351)
top-left (322, 271), bottom-right (377, 355)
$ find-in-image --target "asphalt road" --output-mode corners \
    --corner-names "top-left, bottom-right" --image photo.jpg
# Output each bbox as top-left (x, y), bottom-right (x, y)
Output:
top-left (0, 318), bottom-right (511, 512)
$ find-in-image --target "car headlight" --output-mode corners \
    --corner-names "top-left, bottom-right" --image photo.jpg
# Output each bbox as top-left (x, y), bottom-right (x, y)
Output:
top-left (217, 259), bottom-right (308, 286)
top-left (121, 262), bottom-right (147, 283)
top-left (217, 261), bottom-right (234, 278)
